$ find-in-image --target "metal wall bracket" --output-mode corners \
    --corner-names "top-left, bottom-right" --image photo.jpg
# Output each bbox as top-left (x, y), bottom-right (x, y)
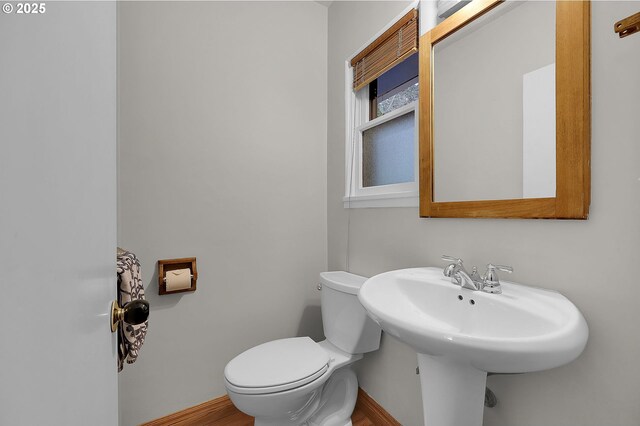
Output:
top-left (615, 12), bottom-right (640, 38)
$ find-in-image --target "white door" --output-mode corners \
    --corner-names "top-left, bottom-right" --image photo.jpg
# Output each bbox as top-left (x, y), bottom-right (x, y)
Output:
top-left (0, 2), bottom-right (118, 425)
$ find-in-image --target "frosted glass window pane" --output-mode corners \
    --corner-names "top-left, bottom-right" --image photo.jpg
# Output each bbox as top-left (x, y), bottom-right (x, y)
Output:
top-left (362, 111), bottom-right (415, 187)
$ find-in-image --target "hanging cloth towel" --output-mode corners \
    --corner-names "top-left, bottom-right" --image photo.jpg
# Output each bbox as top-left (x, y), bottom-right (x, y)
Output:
top-left (116, 249), bottom-right (148, 372)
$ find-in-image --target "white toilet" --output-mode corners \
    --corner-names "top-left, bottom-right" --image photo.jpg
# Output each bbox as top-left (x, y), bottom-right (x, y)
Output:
top-left (224, 271), bottom-right (382, 426)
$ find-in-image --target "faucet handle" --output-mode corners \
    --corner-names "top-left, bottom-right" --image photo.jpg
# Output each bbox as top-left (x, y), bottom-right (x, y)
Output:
top-left (442, 255), bottom-right (463, 265)
top-left (483, 264), bottom-right (513, 294)
top-left (489, 264), bottom-right (513, 274)
top-left (442, 255), bottom-right (464, 279)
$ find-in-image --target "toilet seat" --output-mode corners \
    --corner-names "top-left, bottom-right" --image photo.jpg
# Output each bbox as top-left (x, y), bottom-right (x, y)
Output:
top-left (224, 337), bottom-right (330, 395)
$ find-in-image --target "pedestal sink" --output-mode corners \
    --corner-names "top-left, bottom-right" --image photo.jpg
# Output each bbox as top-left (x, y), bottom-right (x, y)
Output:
top-left (358, 267), bottom-right (588, 426)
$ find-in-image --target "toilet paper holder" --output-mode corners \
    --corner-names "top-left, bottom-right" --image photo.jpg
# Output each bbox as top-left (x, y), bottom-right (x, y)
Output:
top-left (158, 257), bottom-right (198, 295)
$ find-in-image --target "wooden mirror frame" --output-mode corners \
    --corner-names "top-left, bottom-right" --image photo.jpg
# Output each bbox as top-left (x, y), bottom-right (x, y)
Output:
top-left (419, 0), bottom-right (590, 219)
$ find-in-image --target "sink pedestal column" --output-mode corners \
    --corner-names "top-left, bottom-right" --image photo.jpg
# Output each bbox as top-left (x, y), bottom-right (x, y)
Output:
top-left (417, 354), bottom-right (487, 426)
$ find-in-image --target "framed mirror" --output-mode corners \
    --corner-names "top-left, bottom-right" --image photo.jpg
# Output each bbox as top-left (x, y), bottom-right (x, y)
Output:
top-left (419, 0), bottom-right (590, 218)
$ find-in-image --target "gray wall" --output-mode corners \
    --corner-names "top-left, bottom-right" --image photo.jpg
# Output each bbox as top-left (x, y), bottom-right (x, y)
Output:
top-left (328, 1), bottom-right (640, 425)
top-left (117, 2), bottom-right (327, 424)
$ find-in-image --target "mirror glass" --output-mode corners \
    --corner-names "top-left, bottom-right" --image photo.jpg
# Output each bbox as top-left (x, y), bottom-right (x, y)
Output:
top-left (433, 1), bottom-right (556, 202)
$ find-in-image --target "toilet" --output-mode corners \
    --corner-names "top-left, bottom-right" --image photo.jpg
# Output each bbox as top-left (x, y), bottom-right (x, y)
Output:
top-left (224, 271), bottom-right (382, 426)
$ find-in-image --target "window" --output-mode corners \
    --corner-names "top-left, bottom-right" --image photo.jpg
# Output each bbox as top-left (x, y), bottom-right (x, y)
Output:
top-left (345, 7), bottom-right (419, 208)
top-left (362, 108), bottom-right (416, 188)
top-left (369, 54), bottom-right (419, 119)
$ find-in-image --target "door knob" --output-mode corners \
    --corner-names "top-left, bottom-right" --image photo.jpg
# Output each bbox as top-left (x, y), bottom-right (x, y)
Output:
top-left (110, 299), bottom-right (149, 332)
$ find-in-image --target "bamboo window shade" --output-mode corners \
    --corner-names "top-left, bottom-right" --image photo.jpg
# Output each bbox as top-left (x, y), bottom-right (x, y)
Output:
top-left (351, 9), bottom-right (419, 92)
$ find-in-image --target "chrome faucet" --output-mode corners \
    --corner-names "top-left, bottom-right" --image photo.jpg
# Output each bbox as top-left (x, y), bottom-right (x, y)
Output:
top-left (442, 256), bottom-right (482, 290)
top-left (441, 255), bottom-right (513, 294)
top-left (482, 263), bottom-right (513, 294)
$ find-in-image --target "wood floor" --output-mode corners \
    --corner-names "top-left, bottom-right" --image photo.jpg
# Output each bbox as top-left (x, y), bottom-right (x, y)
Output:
top-left (141, 389), bottom-right (400, 426)
top-left (210, 406), bottom-right (378, 426)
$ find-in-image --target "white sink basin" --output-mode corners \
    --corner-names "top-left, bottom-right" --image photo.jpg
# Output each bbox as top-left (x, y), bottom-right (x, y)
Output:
top-left (358, 267), bottom-right (588, 426)
top-left (358, 267), bottom-right (588, 373)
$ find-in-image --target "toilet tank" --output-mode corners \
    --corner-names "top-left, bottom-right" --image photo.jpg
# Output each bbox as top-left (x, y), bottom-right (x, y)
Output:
top-left (319, 271), bottom-right (381, 354)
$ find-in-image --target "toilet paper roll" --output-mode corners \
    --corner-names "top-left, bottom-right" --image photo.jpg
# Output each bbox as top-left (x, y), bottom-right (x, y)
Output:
top-left (165, 268), bottom-right (192, 291)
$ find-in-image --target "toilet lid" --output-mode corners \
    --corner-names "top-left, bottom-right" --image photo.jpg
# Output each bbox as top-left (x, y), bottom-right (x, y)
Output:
top-left (224, 337), bottom-right (330, 393)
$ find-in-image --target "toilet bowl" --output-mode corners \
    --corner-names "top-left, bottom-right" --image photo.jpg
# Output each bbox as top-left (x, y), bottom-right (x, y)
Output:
top-left (224, 272), bottom-right (381, 426)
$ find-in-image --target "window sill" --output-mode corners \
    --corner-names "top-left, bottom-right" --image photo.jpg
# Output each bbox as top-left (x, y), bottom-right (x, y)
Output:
top-left (343, 191), bottom-right (419, 208)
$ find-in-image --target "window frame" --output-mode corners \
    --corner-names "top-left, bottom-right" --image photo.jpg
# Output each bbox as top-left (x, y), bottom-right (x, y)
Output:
top-left (344, 73), bottom-right (419, 210)
top-left (344, 4), bottom-right (420, 209)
